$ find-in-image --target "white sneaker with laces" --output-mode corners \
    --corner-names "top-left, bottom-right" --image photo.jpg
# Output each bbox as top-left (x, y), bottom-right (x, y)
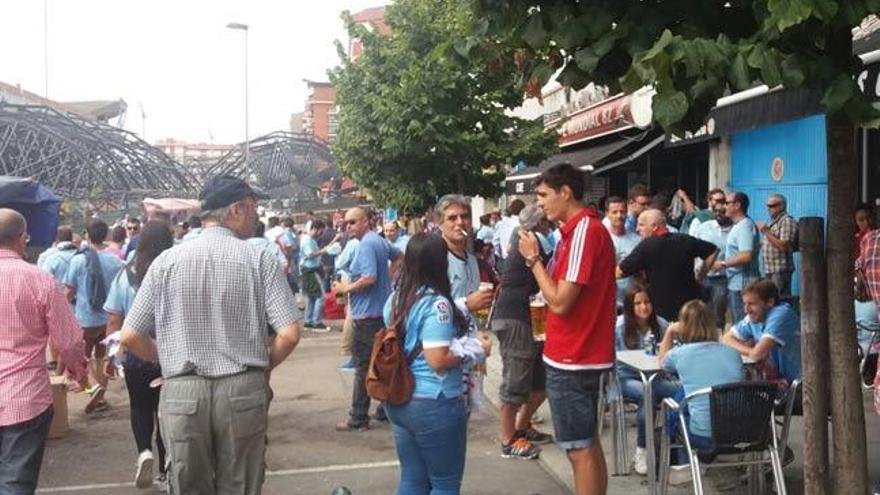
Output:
top-left (632, 447), bottom-right (648, 475)
top-left (135, 450), bottom-right (154, 489)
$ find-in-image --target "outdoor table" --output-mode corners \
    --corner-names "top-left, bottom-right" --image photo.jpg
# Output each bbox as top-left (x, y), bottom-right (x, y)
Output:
top-left (615, 349), bottom-right (756, 495)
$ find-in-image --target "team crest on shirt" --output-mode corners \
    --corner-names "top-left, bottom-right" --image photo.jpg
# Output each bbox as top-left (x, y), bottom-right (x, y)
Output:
top-left (435, 300), bottom-right (451, 323)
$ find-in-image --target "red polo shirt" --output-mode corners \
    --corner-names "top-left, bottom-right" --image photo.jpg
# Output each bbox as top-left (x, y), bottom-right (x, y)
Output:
top-left (543, 208), bottom-right (616, 370)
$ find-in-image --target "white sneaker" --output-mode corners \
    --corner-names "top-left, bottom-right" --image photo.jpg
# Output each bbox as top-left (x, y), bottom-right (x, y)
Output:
top-left (135, 450), bottom-right (154, 489)
top-left (632, 447), bottom-right (648, 475)
top-left (668, 464), bottom-right (693, 486)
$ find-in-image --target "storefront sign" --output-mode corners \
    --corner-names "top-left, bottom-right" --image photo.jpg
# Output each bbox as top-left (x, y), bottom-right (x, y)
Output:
top-left (558, 88), bottom-right (653, 147)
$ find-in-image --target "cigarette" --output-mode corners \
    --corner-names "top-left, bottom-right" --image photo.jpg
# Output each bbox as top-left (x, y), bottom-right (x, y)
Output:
top-left (458, 228), bottom-right (468, 237)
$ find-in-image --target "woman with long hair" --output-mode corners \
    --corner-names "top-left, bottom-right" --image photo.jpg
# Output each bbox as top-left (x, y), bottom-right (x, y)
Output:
top-left (615, 284), bottom-right (679, 475)
top-left (103, 220), bottom-right (175, 489)
top-left (383, 233), bottom-right (487, 494)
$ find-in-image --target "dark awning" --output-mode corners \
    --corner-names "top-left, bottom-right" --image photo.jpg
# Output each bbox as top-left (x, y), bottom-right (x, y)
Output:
top-left (539, 138), bottom-right (633, 169)
top-left (592, 135), bottom-right (665, 175)
top-left (711, 86), bottom-right (822, 137)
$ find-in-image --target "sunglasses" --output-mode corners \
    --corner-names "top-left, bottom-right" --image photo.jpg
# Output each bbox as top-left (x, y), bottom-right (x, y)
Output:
top-left (345, 218), bottom-right (362, 225)
top-left (766, 203), bottom-right (781, 208)
top-left (126, 226), bottom-right (140, 231)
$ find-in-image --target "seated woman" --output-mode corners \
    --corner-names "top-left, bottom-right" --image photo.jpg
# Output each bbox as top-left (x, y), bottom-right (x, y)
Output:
top-left (615, 285), bottom-right (679, 475)
top-left (659, 299), bottom-right (745, 485)
top-left (383, 233), bottom-right (489, 494)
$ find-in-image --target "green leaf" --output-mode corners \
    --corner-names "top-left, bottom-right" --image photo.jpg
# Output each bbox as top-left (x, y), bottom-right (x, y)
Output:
top-left (582, 9), bottom-right (613, 40)
top-left (619, 66), bottom-right (645, 94)
top-left (521, 13), bottom-right (549, 50)
top-left (641, 29), bottom-right (674, 63)
top-left (556, 17), bottom-right (590, 49)
top-left (652, 90), bottom-right (689, 129)
top-left (767, 0), bottom-right (813, 31)
top-left (780, 54), bottom-right (806, 87)
top-left (821, 74), bottom-right (855, 113)
top-left (758, 48), bottom-right (783, 87)
top-left (812, 0), bottom-right (838, 21)
top-left (728, 52), bottom-right (752, 90)
top-left (531, 61), bottom-right (555, 87)
top-left (574, 47), bottom-right (601, 73)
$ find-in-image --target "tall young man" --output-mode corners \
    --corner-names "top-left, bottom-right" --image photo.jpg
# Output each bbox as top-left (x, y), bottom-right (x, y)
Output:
top-left (518, 163), bottom-right (616, 495)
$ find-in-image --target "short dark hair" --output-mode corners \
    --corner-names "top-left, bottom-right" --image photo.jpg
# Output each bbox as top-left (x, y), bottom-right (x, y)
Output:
top-left (311, 219), bottom-right (326, 231)
top-left (110, 225), bottom-right (127, 244)
top-left (742, 279), bottom-right (779, 304)
top-left (127, 217), bottom-right (141, 226)
top-left (507, 199), bottom-right (526, 216)
top-left (706, 188), bottom-right (725, 201)
top-left (253, 220), bottom-right (266, 237)
top-left (733, 191), bottom-right (750, 214)
top-left (268, 216), bottom-right (280, 228)
top-left (187, 215), bottom-right (202, 228)
top-left (628, 184), bottom-right (650, 201)
top-left (282, 217), bottom-right (294, 228)
top-left (606, 196), bottom-right (626, 208)
top-left (56, 226), bottom-right (73, 243)
top-left (86, 219), bottom-right (109, 244)
top-left (534, 163), bottom-right (585, 201)
top-left (479, 213), bottom-right (491, 226)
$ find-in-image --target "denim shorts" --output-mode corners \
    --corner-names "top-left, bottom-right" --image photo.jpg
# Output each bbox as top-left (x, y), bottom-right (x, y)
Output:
top-left (545, 365), bottom-right (604, 451)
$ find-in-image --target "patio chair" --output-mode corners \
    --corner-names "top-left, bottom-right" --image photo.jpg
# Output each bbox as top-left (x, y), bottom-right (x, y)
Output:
top-left (596, 369), bottom-right (628, 475)
top-left (774, 378), bottom-right (801, 465)
top-left (658, 381), bottom-right (786, 495)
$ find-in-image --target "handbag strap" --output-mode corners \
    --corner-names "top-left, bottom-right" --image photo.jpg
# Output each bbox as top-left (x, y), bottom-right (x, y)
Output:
top-left (389, 295), bottom-right (423, 365)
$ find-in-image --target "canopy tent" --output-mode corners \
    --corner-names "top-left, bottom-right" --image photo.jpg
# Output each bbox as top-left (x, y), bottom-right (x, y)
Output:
top-left (0, 176), bottom-right (61, 248)
top-left (142, 197), bottom-right (201, 217)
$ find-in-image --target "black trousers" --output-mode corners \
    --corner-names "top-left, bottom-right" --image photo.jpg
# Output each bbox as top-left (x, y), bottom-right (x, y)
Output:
top-left (0, 405), bottom-right (53, 495)
top-left (123, 363), bottom-right (166, 471)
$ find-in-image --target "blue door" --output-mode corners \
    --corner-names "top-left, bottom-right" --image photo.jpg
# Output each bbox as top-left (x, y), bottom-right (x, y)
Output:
top-left (730, 114), bottom-right (828, 297)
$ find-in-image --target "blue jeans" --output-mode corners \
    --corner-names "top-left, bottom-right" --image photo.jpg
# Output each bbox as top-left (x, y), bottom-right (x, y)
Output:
top-left (386, 396), bottom-right (468, 495)
top-left (729, 289), bottom-right (745, 323)
top-left (545, 366), bottom-right (602, 450)
top-left (0, 406), bottom-right (53, 494)
top-left (702, 277), bottom-right (729, 329)
top-left (619, 369), bottom-right (680, 448)
top-left (305, 294), bottom-right (325, 326)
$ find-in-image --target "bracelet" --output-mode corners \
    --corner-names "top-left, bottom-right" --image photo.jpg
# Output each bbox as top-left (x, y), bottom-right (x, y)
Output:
top-left (525, 255), bottom-right (539, 268)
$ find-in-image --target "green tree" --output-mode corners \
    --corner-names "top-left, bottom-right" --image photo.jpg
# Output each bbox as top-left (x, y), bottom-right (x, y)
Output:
top-left (328, 0), bottom-right (557, 212)
top-left (464, 2), bottom-right (880, 493)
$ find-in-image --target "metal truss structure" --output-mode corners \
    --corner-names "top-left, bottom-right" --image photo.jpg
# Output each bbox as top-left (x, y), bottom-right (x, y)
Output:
top-left (0, 103), bottom-right (197, 201)
top-left (205, 131), bottom-right (337, 200)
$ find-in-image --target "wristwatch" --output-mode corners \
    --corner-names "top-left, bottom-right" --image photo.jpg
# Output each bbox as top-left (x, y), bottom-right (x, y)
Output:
top-left (525, 254), bottom-right (540, 268)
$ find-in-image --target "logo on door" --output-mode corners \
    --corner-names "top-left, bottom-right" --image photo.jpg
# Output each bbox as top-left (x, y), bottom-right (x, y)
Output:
top-left (771, 157), bottom-right (784, 182)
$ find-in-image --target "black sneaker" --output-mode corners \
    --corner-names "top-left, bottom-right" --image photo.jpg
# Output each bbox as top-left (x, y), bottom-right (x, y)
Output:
top-left (517, 427), bottom-right (553, 445)
top-left (501, 437), bottom-right (539, 459)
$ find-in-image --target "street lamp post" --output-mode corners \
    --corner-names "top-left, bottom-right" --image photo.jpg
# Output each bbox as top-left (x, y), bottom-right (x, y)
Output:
top-left (226, 22), bottom-right (249, 166)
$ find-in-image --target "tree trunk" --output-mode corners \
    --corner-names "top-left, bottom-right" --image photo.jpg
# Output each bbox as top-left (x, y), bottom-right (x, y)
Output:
top-left (825, 112), bottom-right (868, 494)
top-left (800, 217), bottom-right (830, 495)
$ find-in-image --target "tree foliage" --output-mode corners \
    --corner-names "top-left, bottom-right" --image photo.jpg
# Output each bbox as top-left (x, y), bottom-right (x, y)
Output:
top-left (329, 0), bottom-right (557, 212)
top-left (465, 0), bottom-right (880, 134)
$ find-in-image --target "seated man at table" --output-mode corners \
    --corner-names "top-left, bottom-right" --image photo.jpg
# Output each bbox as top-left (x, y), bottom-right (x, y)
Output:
top-left (722, 279), bottom-right (801, 386)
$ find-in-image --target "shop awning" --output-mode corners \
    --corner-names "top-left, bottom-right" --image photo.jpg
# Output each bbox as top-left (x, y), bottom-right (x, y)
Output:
top-left (591, 135), bottom-right (666, 175)
top-left (538, 138), bottom-right (633, 169)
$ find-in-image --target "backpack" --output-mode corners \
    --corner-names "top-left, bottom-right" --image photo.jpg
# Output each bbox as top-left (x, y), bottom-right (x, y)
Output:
top-left (365, 307), bottom-right (423, 405)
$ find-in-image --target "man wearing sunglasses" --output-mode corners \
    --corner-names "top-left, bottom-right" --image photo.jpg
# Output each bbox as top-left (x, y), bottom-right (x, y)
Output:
top-left (756, 194), bottom-right (798, 299)
top-left (122, 217), bottom-right (142, 260)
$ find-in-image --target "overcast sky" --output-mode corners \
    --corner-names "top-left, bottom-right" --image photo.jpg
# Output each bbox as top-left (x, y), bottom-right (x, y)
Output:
top-left (1, 0), bottom-right (384, 144)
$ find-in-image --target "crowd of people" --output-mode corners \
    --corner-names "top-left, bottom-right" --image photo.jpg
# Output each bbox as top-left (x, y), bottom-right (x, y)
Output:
top-left (1, 162), bottom-right (878, 495)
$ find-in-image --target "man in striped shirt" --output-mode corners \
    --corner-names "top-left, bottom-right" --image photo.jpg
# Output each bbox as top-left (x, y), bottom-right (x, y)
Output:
top-left (0, 209), bottom-right (88, 493)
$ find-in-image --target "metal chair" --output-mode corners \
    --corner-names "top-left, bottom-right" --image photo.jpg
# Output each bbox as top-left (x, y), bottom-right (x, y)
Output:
top-left (774, 378), bottom-right (801, 464)
top-left (658, 381), bottom-right (787, 495)
top-left (596, 369), bottom-right (628, 475)
top-left (858, 319), bottom-right (880, 388)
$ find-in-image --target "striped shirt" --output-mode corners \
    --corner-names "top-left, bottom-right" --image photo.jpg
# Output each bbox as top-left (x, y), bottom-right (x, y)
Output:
top-left (124, 227), bottom-right (301, 378)
top-left (857, 230), bottom-right (880, 308)
top-left (0, 249), bottom-right (87, 426)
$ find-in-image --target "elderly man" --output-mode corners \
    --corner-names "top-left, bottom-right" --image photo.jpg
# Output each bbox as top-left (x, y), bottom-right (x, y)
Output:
top-left (604, 196), bottom-right (641, 310)
top-left (713, 192), bottom-right (761, 323)
top-left (0, 209), bottom-right (88, 493)
top-left (333, 207), bottom-right (402, 431)
top-left (121, 175), bottom-right (302, 495)
top-left (383, 220), bottom-right (410, 252)
top-left (436, 194), bottom-right (494, 313)
top-left (618, 209), bottom-right (718, 321)
top-left (757, 193), bottom-right (798, 298)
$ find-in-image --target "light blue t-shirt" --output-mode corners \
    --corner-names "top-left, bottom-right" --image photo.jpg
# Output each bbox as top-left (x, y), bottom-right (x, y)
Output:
top-left (299, 234), bottom-right (321, 269)
top-left (383, 289), bottom-right (463, 399)
top-left (608, 229), bottom-right (642, 306)
top-left (63, 249), bottom-right (124, 327)
top-left (732, 303), bottom-right (801, 383)
top-left (448, 251), bottom-right (480, 301)
top-left (350, 231), bottom-right (400, 319)
top-left (248, 237), bottom-right (288, 266)
top-left (104, 264), bottom-right (154, 367)
top-left (614, 314), bottom-right (669, 351)
top-left (476, 225), bottom-right (494, 243)
top-left (335, 238), bottom-right (360, 280)
top-left (725, 217), bottom-right (760, 290)
top-left (391, 234), bottom-right (410, 254)
top-left (694, 220), bottom-right (730, 278)
top-left (41, 247), bottom-right (77, 285)
top-left (663, 342), bottom-right (744, 438)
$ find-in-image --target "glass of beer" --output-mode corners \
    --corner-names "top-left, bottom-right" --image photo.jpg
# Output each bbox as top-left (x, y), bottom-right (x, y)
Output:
top-left (530, 300), bottom-right (547, 341)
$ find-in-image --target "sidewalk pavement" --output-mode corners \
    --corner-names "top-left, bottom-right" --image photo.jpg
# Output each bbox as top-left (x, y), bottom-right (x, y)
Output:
top-left (482, 334), bottom-right (880, 495)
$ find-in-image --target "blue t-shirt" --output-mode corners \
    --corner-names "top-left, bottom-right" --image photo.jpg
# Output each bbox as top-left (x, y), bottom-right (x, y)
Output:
top-left (732, 303), bottom-right (801, 383)
top-left (614, 314), bottom-right (669, 351)
top-left (725, 217), bottom-right (761, 290)
top-left (383, 290), bottom-right (463, 399)
top-left (448, 251), bottom-right (480, 301)
top-left (299, 234), bottom-right (321, 269)
top-left (350, 231), bottom-right (399, 319)
top-left (694, 220), bottom-right (730, 278)
top-left (663, 342), bottom-right (744, 438)
top-left (391, 234), bottom-right (410, 254)
top-left (63, 249), bottom-right (124, 327)
top-left (103, 266), bottom-right (150, 367)
top-left (608, 230), bottom-right (641, 307)
top-left (41, 247), bottom-right (77, 285)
